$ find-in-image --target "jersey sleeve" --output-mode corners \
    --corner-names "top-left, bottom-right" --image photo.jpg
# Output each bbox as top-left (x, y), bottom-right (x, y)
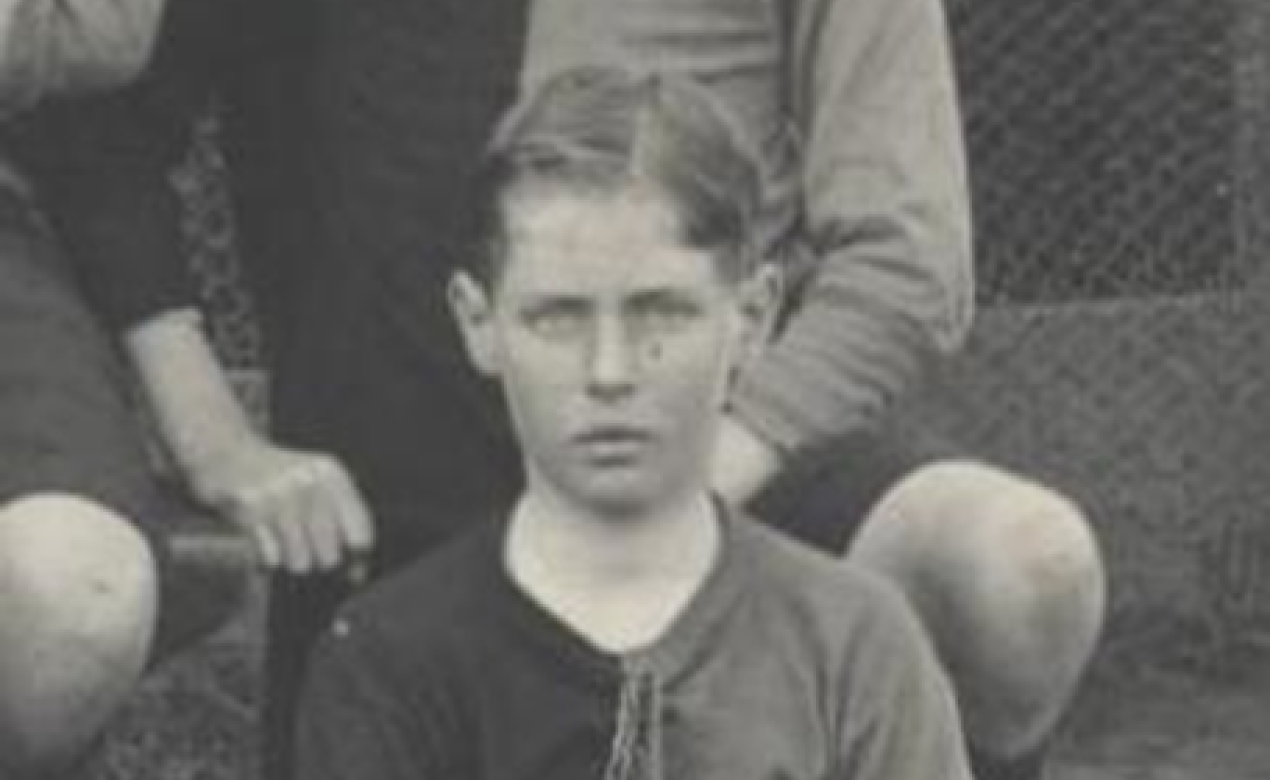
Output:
top-left (833, 578), bottom-right (974, 780)
top-left (2, 0), bottom-right (232, 332)
top-left (297, 615), bottom-right (462, 780)
top-left (729, 0), bottom-right (972, 452)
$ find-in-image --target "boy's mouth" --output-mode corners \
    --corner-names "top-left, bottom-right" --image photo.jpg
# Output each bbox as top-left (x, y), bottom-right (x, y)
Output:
top-left (573, 425), bottom-right (653, 442)
top-left (572, 426), bottom-right (655, 461)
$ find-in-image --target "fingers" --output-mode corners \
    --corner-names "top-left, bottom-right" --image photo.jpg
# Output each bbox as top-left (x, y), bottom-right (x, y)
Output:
top-left (247, 521), bottom-right (282, 569)
top-left (221, 455), bottom-right (375, 577)
top-left (326, 467), bottom-right (375, 586)
top-left (325, 463), bottom-right (375, 554)
top-left (295, 461), bottom-right (344, 570)
top-left (270, 475), bottom-right (317, 572)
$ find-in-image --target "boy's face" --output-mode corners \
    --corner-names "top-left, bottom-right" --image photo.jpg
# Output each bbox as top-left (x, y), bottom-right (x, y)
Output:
top-left (451, 185), bottom-right (775, 518)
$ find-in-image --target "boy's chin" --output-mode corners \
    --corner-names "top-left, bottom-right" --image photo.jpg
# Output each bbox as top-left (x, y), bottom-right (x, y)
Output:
top-left (555, 477), bottom-right (695, 520)
top-left (525, 457), bottom-right (708, 519)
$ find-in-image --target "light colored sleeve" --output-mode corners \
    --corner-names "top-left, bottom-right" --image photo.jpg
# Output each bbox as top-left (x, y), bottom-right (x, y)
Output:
top-left (834, 578), bottom-right (974, 780)
top-left (729, 0), bottom-right (973, 452)
top-left (0, 0), bottom-right (164, 115)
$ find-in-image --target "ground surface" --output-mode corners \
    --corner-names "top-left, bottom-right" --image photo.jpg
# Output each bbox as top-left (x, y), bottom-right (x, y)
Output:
top-left (1054, 638), bottom-right (1270, 780)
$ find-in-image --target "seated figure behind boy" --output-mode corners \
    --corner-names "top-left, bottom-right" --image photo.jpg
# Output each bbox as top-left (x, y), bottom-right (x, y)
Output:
top-left (297, 68), bottom-right (973, 780)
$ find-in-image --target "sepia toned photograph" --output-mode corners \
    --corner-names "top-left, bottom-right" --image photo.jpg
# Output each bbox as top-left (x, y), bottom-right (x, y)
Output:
top-left (1, 0), bottom-right (1266, 778)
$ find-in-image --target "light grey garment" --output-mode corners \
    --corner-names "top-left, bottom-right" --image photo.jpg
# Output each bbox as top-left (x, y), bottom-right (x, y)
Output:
top-left (0, 0), bottom-right (164, 117)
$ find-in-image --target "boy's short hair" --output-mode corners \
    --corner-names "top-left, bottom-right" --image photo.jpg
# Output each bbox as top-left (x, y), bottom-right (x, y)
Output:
top-left (461, 66), bottom-right (763, 284)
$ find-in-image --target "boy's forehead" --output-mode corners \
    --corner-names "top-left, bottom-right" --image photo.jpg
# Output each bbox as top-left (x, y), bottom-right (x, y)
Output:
top-left (503, 184), bottom-right (680, 250)
top-left (497, 185), bottom-right (724, 291)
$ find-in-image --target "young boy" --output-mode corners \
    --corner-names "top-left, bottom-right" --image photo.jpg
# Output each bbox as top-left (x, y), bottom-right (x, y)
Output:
top-left (296, 68), bottom-right (972, 780)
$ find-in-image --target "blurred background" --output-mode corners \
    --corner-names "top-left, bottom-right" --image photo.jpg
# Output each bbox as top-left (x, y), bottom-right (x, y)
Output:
top-left (84, 0), bottom-right (1270, 777)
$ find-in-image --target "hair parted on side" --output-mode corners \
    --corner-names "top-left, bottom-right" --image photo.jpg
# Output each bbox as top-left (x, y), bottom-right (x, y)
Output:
top-left (459, 66), bottom-right (763, 284)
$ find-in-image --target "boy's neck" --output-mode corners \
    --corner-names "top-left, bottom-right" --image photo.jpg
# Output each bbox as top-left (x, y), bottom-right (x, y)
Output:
top-left (504, 487), bottom-right (722, 653)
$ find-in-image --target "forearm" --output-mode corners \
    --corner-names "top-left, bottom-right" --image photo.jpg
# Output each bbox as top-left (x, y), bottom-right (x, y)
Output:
top-left (730, 271), bottom-right (943, 450)
top-left (124, 308), bottom-right (256, 476)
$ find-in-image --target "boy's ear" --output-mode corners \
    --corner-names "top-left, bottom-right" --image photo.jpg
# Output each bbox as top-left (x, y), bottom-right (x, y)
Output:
top-left (731, 263), bottom-right (782, 363)
top-left (448, 271), bottom-right (499, 375)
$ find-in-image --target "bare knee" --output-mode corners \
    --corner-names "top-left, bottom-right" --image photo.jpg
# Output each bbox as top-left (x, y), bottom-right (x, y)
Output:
top-left (849, 461), bottom-right (1107, 755)
top-left (0, 493), bottom-right (158, 776)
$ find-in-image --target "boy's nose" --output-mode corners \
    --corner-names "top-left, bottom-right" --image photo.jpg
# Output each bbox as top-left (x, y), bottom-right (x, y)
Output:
top-left (586, 319), bottom-right (637, 399)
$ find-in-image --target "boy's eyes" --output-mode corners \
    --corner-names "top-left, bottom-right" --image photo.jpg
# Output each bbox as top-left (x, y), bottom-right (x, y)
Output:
top-left (628, 296), bottom-right (703, 332)
top-left (521, 301), bottom-right (588, 337)
top-left (517, 295), bottom-right (704, 339)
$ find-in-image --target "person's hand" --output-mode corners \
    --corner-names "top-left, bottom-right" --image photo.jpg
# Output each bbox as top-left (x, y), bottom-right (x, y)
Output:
top-left (122, 311), bottom-right (374, 576)
top-left (185, 436), bottom-right (375, 576)
top-left (710, 416), bottom-right (782, 507)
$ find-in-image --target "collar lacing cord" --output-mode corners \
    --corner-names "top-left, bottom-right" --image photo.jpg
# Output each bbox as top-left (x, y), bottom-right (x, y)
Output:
top-left (603, 669), bottom-right (664, 780)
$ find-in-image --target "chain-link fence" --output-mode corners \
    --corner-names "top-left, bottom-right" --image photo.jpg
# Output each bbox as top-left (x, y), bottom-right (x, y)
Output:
top-left (177, 0), bottom-right (1270, 655)
top-left (904, 0), bottom-right (1270, 657)
top-left (950, 0), bottom-right (1240, 302)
